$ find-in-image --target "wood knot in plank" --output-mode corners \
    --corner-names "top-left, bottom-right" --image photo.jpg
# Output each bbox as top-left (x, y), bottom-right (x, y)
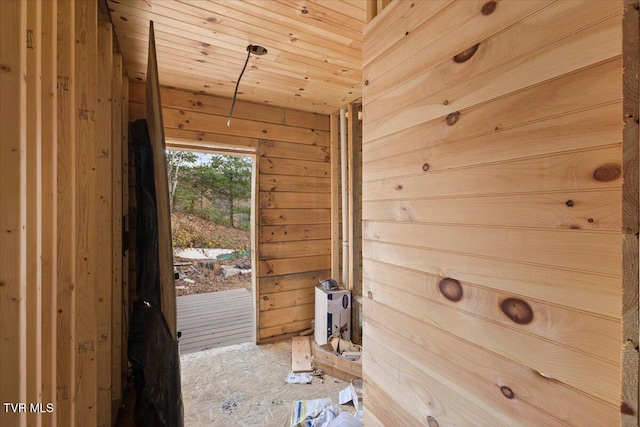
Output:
top-left (438, 278), bottom-right (463, 302)
top-left (621, 402), bottom-right (635, 415)
top-left (446, 111), bottom-right (460, 126)
top-left (593, 163), bottom-right (621, 182)
top-left (427, 416), bottom-right (439, 427)
top-left (500, 298), bottom-right (533, 324)
top-left (0, 64), bottom-right (11, 73)
top-left (453, 44), bottom-right (479, 63)
top-left (500, 386), bottom-right (515, 399)
top-left (482, 1), bottom-right (497, 15)
top-left (565, 200), bottom-right (574, 207)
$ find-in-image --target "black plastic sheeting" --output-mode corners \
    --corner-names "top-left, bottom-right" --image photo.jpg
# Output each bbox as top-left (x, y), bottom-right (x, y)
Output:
top-left (129, 119), bottom-right (184, 427)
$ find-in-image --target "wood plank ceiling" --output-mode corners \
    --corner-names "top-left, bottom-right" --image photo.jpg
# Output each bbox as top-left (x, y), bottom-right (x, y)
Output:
top-left (107, 0), bottom-right (367, 114)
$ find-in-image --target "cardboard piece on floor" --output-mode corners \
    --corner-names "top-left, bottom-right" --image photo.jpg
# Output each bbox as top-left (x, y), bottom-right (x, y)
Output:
top-left (292, 336), bottom-right (313, 373)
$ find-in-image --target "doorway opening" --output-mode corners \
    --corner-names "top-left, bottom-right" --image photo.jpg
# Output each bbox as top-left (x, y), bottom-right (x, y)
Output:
top-left (167, 149), bottom-right (257, 354)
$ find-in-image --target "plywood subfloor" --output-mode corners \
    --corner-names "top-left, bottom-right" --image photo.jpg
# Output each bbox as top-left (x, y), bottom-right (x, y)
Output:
top-left (177, 289), bottom-right (254, 354)
top-left (180, 340), bottom-right (353, 426)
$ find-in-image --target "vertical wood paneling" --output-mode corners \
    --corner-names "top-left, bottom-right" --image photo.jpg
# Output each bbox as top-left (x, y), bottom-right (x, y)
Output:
top-left (41, 1), bottom-right (58, 425)
top-left (362, 1), bottom-right (624, 424)
top-left (0, 1), bottom-right (27, 426)
top-left (74, 0), bottom-right (98, 424)
top-left (120, 76), bottom-right (130, 394)
top-left (96, 19), bottom-right (113, 427)
top-left (330, 114), bottom-right (341, 281)
top-left (26, 2), bottom-right (43, 426)
top-left (110, 50), bottom-right (124, 419)
top-left (128, 82), bottom-right (331, 342)
top-left (56, 0), bottom-right (76, 423)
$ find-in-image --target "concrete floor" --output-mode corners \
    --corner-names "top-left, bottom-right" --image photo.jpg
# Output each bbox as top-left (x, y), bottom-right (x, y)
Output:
top-left (180, 340), bottom-right (355, 426)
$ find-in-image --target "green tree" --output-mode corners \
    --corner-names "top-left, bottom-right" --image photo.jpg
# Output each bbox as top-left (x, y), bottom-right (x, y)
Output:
top-left (166, 150), bottom-right (197, 209)
top-left (208, 155), bottom-right (252, 228)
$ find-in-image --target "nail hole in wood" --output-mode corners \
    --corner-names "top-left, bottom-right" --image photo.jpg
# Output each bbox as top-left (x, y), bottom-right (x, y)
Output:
top-left (500, 386), bottom-right (515, 399)
top-left (500, 298), bottom-right (534, 325)
top-left (422, 163), bottom-right (430, 172)
top-left (438, 278), bottom-right (463, 302)
top-left (427, 416), bottom-right (439, 427)
top-left (364, 80), bottom-right (369, 86)
top-left (593, 163), bottom-right (621, 182)
top-left (482, 1), bottom-right (497, 15)
top-left (443, 100), bottom-right (449, 105)
top-left (453, 44), bottom-right (479, 63)
top-left (446, 111), bottom-right (460, 126)
top-left (587, 218), bottom-right (594, 223)
top-left (565, 200), bottom-right (574, 207)
top-left (367, 291), bottom-right (373, 299)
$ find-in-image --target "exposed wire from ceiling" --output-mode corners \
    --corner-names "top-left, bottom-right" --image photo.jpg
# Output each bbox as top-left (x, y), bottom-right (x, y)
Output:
top-left (227, 44), bottom-right (268, 126)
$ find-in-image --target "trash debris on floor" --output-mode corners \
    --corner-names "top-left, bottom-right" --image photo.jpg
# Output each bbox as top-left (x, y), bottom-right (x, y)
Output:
top-left (286, 371), bottom-right (313, 384)
top-left (289, 397), bottom-right (363, 427)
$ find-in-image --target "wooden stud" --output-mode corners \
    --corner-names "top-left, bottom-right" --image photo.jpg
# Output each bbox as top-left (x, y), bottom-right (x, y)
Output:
top-left (121, 76), bottom-right (130, 392)
top-left (26, 2), bottom-right (43, 426)
top-left (348, 102), bottom-right (363, 345)
top-left (111, 51), bottom-right (124, 421)
top-left (330, 114), bottom-right (341, 281)
top-left (367, 0), bottom-right (377, 23)
top-left (56, 0), bottom-right (76, 423)
top-left (622, 1), bottom-right (640, 424)
top-left (40, 1), bottom-right (58, 425)
top-left (96, 19), bottom-right (113, 427)
top-left (74, 0), bottom-right (98, 423)
top-left (0, 1), bottom-right (27, 426)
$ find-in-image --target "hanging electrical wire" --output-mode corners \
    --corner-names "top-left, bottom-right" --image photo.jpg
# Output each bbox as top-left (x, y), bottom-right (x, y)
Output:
top-left (227, 44), bottom-right (268, 126)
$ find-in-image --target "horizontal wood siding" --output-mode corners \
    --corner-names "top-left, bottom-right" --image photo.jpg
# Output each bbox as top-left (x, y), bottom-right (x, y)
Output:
top-left (362, 1), bottom-right (623, 425)
top-left (130, 82), bottom-right (331, 342)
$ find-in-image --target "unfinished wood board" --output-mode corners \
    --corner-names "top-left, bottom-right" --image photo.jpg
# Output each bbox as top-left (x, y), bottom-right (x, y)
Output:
top-left (96, 19), bottom-right (113, 427)
top-left (330, 114), bottom-right (341, 281)
top-left (291, 337), bottom-right (313, 373)
top-left (0, 1), bottom-right (27, 426)
top-left (26, 2), bottom-right (43, 425)
top-left (622, 1), bottom-right (640, 423)
top-left (120, 76), bottom-right (130, 395)
top-left (74, 0), bottom-right (98, 423)
top-left (40, 0), bottom-right (58, 423)
top-left (362, 1), bottom-right (623, 423)
top-left (146, 21), bottom-right (177, 339)
top-left (55, 0), bottom-right (76, 423)
top-left (365, 299), bottom-right (618, 425)
top-left (111, 51), bottom-right (123, 410)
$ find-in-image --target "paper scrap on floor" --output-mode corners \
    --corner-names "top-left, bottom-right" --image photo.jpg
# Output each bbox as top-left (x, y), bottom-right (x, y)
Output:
top-left (287, 370), bottom-right (313, 384)
top-left (290, 398), bottom-right (362, 427)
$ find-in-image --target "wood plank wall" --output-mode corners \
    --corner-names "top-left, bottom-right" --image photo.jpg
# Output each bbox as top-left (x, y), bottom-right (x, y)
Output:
top-left (362, 1), bottom-right (626, 425)
top-left (0, 1), bottom-right (129, 425)
top-left (129, 82), bottom-right (331, 342)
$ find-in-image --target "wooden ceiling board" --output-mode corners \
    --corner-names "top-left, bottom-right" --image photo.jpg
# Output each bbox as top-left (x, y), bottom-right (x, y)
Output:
top-left (107, 0), bottom-right (366, 114)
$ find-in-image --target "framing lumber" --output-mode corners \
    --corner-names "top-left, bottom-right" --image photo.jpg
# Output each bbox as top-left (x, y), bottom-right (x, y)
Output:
top-left (74, 0), bottom-right (98, 423)
top-left (146, 21), bottom-right (177, 339)
top-left (96, 19), bottom-right (113, 427)
top-left (56, 0), bottom-right (76, 423)
top-left (41, 1), bottom-right (58, 425)
top-left (0, 1), bottom-right (27, 426)
top-left (622, 1), bottom-right (640, 425)
top-left (330, 114), bottom-right (341, 281)
top-left (111, 50), bottom-right (124, 420)
top-left (121, 76), bottom-right (130, 393)
top-left (26, 2), bottom-right (43, 426)
top-left (347, 102), bottom-right (362, 345)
